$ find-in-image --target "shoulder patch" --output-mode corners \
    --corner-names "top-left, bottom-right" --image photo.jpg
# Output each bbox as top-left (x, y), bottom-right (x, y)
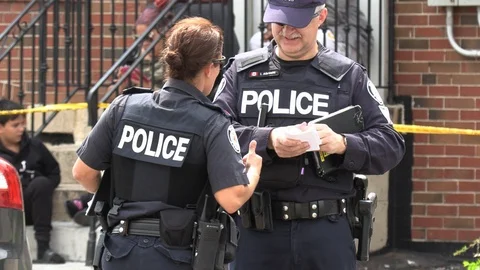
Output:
top-left (367, 80), bottom-right (384, 105)
top-left (122, 86), bottom-right (154, 95)
top-left (227, 125), bottom-right (241, 154)
top-left (235, 47), bottom-right (269, 72)
top-left (313, 48), bottom-right (355, 81)
top-left (213, 78), bottom-right (226, 102)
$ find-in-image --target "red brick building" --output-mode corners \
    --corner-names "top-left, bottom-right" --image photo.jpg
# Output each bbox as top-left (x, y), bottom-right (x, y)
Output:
top-left (393, 0), bottom-right (480, 248)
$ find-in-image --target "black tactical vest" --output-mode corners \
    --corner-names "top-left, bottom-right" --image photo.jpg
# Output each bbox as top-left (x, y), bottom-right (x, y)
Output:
top-left (234, 44), bottom-right (360, 193)
top-left (111, 91), bottom-right (213, 208)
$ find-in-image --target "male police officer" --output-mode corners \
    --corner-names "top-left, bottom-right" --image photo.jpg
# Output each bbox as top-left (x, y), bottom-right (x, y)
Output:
top-left (213, 0), bottom-right (405, 269)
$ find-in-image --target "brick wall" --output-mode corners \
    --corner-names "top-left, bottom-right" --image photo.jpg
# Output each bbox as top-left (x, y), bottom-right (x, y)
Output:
top-left (395, 0), bottom-right (480, 242)
top-left (0, 0), bottom-right (143, 105)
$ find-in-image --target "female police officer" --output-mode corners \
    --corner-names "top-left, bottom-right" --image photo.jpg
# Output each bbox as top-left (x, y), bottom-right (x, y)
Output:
top-left (72, 17), bottom-right (262, 270)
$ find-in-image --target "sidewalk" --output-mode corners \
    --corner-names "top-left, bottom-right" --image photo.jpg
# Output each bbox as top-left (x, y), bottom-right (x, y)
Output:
top-left (357, 249), bottom-right (465, 270)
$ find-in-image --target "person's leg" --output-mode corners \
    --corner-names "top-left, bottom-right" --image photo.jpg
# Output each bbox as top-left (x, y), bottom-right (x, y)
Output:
top-left (296, 215), bottom-right (356, 270)
top-left (233, 219), bottom-right (293, 270)
top-left (24, 176), bottom-right (65, 263)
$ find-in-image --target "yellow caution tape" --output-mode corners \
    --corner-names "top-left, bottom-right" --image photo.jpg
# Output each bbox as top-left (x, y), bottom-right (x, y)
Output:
top-left (0, 102), bottom-right (110, 115)
top-left (393, 124), bottom-right (480, 136)
top-left (0, 103), bottom-right (479, 136)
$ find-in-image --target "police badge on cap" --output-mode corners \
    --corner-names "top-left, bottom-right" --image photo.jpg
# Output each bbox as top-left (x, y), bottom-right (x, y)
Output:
top-left (264, 0), bottom-right (327, 28)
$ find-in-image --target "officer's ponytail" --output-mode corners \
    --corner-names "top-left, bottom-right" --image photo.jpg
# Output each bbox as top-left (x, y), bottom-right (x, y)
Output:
top-left (162, 17), bottom-right (224, 81)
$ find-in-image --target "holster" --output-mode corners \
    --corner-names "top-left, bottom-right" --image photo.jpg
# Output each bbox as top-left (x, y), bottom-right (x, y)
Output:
top-left (348, 175), bottom-right (377, 261)
top-left (92, 231), bottom-right (106, 269)
top-left (214, 211), bottom-right (239, 268)
top-left (239, 191), bottom-right (273, 232)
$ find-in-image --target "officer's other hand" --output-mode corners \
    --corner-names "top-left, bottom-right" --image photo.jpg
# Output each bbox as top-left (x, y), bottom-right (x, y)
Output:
top-left (314, 124), bottom-right (347, 155)
top-left (268, 126), bottom-right (310, 158)
top-left (243, 140), bottom-right (262, 178)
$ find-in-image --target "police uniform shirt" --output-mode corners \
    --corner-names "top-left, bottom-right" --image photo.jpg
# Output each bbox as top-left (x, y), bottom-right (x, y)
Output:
top-left (76, 78), bottom-right (250, 196)
top-left (213, 43), bottom-right (405, 202)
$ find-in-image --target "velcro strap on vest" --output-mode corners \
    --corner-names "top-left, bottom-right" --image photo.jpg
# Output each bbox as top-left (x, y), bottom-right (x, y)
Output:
top-left (272, 199), bottom-right (346, 221)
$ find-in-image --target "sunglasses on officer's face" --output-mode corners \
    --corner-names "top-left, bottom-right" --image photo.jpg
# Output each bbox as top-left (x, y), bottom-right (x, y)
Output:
top-left (212, 55), bottom-right (226, 67)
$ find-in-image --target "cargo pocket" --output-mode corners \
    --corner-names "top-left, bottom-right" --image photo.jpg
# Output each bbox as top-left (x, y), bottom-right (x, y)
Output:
top-left (102, 234), bottom-right (136, 262)
top-left (154, 239), bottom-right (192, 265)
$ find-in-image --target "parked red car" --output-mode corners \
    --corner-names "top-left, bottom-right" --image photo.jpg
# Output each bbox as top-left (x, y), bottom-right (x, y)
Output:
top-left (0, 157), bottom-right (32, 270)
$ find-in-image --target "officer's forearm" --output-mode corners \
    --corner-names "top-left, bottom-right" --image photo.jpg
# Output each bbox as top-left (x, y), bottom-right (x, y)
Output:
top-left (214, 172), bottom-right (260, 214)
top-left (72, 158), bottom-right (102, 193)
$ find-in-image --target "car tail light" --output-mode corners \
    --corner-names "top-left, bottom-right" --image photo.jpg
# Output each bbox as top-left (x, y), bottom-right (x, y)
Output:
top-left (0, 158), bottom-right (23, 210)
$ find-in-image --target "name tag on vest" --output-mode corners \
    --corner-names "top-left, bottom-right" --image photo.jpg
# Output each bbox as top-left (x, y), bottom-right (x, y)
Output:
top-left (113, 120), bottom-right (192, 167)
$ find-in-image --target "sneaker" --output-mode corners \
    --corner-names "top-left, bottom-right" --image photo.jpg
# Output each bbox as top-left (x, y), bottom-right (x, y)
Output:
top-left (73, 208), bottom-right (91, 227)
top-left (33, 249), bottom-right (66, 264)
top-left (65, 199), bottom-right (84, 219)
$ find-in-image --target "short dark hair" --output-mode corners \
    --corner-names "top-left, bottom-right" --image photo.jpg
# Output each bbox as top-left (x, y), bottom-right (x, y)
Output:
top-left (163, 17), bottom-right (224, 81)
top-left (0, 99), bottom-right (25, 125)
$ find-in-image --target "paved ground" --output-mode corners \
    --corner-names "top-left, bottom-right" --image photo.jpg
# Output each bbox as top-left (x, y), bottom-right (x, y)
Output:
top-left (32, 249), bottom-right (466, 270)
top-left (357, 249), bottom-right (464, 270)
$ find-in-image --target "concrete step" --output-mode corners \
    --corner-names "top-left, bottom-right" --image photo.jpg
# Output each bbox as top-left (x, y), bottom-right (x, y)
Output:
top-left (49, 143), bottom-right (80, 185)
top-left (26, 221), bottom-right (100, 262)
top-left (52, 183), bottom-right (90, 222)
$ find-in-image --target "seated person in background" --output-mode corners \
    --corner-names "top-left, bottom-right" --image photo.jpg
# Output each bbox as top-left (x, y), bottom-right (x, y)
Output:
top-left (0, 99), bottom-right (65, 264)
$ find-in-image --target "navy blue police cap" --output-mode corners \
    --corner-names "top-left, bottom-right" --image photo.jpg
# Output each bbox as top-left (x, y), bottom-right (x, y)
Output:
top-left (263, 0), bottom-right (327, 28)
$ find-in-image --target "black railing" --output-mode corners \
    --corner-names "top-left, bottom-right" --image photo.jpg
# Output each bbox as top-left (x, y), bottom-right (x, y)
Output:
top-left (87, 0), bottom-right (238, 125)
top-left (0, 0), bottom-right (145, 136)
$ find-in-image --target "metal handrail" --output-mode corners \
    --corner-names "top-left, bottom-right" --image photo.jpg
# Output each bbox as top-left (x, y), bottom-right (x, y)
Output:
top-left (0, 0), bottom-right (55, 60)
top-left (86, 0), bottom-right (196, 126)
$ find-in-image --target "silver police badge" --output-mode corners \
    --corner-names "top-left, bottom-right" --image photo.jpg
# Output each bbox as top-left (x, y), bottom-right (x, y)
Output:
top-left (227, 125), bottom-right (241, 153)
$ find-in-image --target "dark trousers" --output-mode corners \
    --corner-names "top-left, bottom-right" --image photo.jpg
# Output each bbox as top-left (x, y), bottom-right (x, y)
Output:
top-left (232, 215), bottom-right (356, 270)
top-left (23, 176), bottom-right (55, 249)
top-left (101, 234), bottom-right (193, 270)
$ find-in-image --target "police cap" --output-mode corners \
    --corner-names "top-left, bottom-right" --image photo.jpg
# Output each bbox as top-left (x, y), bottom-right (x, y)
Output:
top-left (263, 0), bottom-right (327, 29)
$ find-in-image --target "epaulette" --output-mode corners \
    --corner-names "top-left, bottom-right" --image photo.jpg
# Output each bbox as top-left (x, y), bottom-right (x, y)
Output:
top-left (234, 47), bottom-right (269, 72)
top-left (313, 47), bottom-right (356, 81)
top-left (121, 86), bottom-right (154, 95)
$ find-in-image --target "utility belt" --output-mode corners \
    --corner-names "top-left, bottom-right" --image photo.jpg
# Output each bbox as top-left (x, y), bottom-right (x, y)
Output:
top-left (239, 175), bottom-right (377, 261)
top-left (93, 196), bottom-right (238, 270)
top-left (239, 191), bottom-right (345, 232)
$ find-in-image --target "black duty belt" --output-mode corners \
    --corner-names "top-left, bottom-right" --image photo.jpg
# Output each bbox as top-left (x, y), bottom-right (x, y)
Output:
top-left (111, 218), bottom-right (160, 237)
top-left (272, 199), bottom-right (347, 221)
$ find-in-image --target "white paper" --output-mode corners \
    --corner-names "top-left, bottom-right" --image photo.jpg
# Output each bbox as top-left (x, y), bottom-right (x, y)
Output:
top-left (285, 124), bottom-right (322, 152)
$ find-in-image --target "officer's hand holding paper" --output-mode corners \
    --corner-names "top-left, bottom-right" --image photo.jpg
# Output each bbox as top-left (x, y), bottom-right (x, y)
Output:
top-left (284, 122), bottom-right (322, 152)
top-left (268, 125), bottom-right (310, 158)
